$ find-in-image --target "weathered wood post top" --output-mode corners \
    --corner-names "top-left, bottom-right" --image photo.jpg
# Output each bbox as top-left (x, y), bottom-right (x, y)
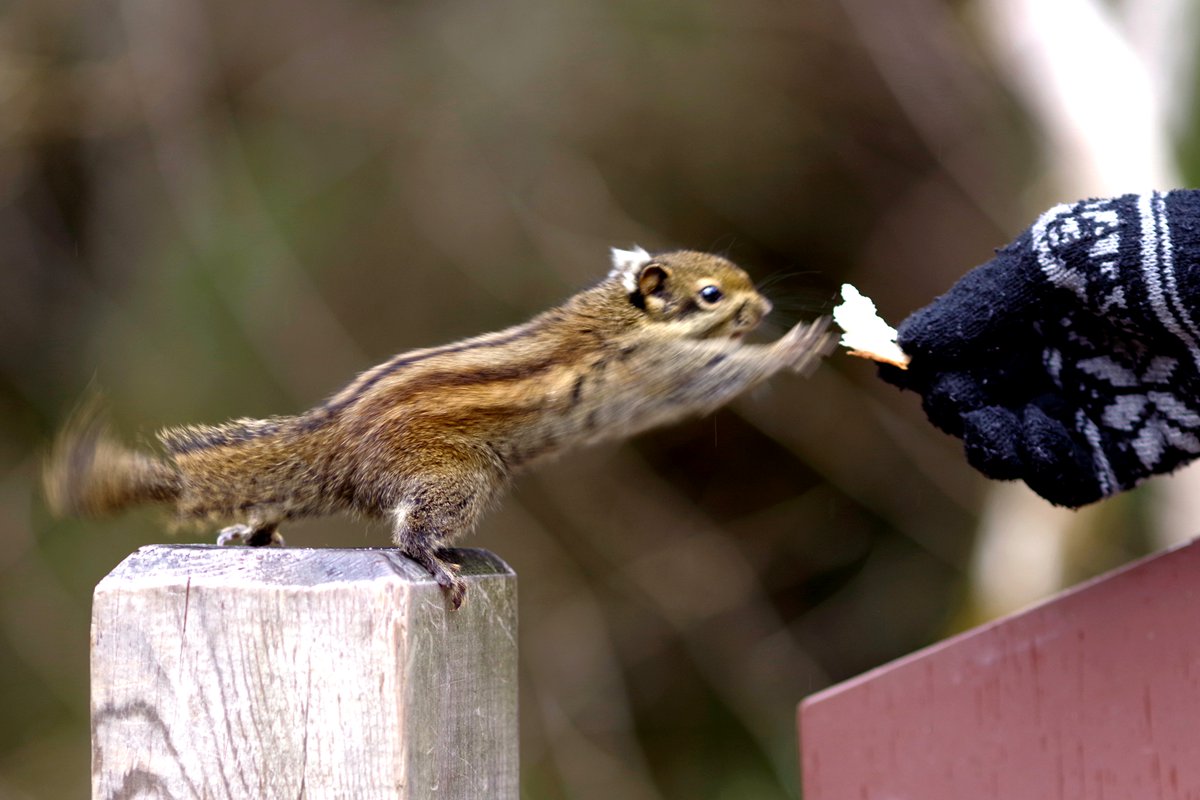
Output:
top-left (91, 545), bottom-right (517, 800)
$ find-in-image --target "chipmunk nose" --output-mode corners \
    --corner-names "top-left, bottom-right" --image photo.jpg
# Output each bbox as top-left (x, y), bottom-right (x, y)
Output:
top-left (734, 298), bottom-right (770, 332)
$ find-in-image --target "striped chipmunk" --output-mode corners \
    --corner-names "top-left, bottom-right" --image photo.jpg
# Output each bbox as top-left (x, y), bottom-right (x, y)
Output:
top-left (44, 248), bottom-right (834, 608)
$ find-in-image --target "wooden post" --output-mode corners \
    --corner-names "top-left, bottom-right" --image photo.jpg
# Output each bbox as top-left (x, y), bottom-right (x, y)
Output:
top-left (800, 537), bottom-right (1200, 799)
top-left (91, 545), bottom-right (518, 800)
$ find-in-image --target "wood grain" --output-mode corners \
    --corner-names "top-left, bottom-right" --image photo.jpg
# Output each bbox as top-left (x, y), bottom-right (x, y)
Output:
top-left (91, 545), bottom-right (517, 799)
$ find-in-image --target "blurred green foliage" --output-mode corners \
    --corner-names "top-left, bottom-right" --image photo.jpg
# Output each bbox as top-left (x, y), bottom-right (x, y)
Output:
top-left (0, 0), bottom-right (1187, 797)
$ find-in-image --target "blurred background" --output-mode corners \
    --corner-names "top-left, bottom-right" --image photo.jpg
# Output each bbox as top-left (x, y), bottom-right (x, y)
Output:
top-left (3, 0), bottom-right (1200, 796)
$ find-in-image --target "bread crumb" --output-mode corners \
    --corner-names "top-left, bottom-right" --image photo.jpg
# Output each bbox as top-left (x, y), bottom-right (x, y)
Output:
top-left (832, 284), bottom-right (910, 369)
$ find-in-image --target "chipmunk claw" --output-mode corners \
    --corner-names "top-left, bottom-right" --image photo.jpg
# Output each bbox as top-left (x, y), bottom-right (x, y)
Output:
top-left (217, 523), bottom-right (285, 547)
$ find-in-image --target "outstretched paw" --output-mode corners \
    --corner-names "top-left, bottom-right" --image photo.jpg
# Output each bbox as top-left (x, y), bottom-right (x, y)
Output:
top-left (781, 317), bottom-right (836, 375)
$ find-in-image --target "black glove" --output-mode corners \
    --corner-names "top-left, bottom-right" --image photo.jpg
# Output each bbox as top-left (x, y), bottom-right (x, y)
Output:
top-left (882, 190), bottom-right (1200, 507)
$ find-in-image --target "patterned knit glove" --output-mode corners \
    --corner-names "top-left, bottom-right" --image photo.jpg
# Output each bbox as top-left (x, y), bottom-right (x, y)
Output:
top-left (882, 190), bottom-right (1200, 507)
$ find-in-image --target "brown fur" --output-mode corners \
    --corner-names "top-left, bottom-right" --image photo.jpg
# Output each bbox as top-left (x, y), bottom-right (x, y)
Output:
top-left (43, 397), bottom-right (181, 518)
top-left (43, 250), bottom-right (834, 607)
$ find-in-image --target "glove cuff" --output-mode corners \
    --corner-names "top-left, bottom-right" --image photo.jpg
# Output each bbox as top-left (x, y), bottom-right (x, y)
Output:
top-left (1032, 190), bottom-right (1200, 366)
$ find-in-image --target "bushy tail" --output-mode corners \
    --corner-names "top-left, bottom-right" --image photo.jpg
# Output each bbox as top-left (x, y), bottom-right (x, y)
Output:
top-left (43, 399), bottom-right (181, 518)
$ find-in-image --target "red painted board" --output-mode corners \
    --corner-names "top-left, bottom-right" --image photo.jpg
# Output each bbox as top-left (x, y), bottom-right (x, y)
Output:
top-left (800, 537), bottom-right (1200, 799)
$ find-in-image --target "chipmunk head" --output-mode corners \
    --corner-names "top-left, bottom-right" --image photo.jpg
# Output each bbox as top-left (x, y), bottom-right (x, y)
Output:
top-left (609, 247), bottom-right (772, 338)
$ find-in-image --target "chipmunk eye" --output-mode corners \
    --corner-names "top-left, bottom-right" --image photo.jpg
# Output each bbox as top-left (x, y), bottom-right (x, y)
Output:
top-left (698, 285), bottom-right (724, 304)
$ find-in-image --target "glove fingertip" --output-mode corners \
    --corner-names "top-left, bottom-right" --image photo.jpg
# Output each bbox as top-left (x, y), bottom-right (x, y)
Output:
top-left (924, 373), bottom-right (995, 437)
top-left (877, 362), bottom-right (914, 391)
top-left (962, 407), bottom-right (1023, 480)
top-left (1019, 404), bottom-right (1105, 508)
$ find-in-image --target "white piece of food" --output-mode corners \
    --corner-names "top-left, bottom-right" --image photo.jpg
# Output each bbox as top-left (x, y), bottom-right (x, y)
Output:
top-left (832, 284), bottom-right (910, 369)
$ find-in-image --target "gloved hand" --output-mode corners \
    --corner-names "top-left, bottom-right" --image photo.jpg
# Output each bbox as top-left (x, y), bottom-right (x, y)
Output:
top-left (882, 190), bottom-right (1200, 507)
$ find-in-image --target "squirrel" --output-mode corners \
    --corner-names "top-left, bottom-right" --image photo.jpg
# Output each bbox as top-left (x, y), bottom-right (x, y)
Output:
top-left (44, 247), bottom-right (834, 608)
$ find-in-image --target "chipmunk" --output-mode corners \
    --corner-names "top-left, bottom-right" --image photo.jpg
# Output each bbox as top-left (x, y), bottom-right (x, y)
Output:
top-left (44, 247), bottom-right (833, 608)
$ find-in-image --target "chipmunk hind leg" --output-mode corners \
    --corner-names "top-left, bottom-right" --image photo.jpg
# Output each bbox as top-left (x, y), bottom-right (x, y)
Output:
top-left (389, 463), bottom-right (505, 610)
top-left (217, 512), bottom-right (286, 547)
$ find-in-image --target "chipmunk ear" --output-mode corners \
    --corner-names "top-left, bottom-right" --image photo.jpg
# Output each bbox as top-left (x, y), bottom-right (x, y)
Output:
top-left (609, 246), bottom-right (651, 293)
top-left (636, 263), bottom-right (669, 298)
